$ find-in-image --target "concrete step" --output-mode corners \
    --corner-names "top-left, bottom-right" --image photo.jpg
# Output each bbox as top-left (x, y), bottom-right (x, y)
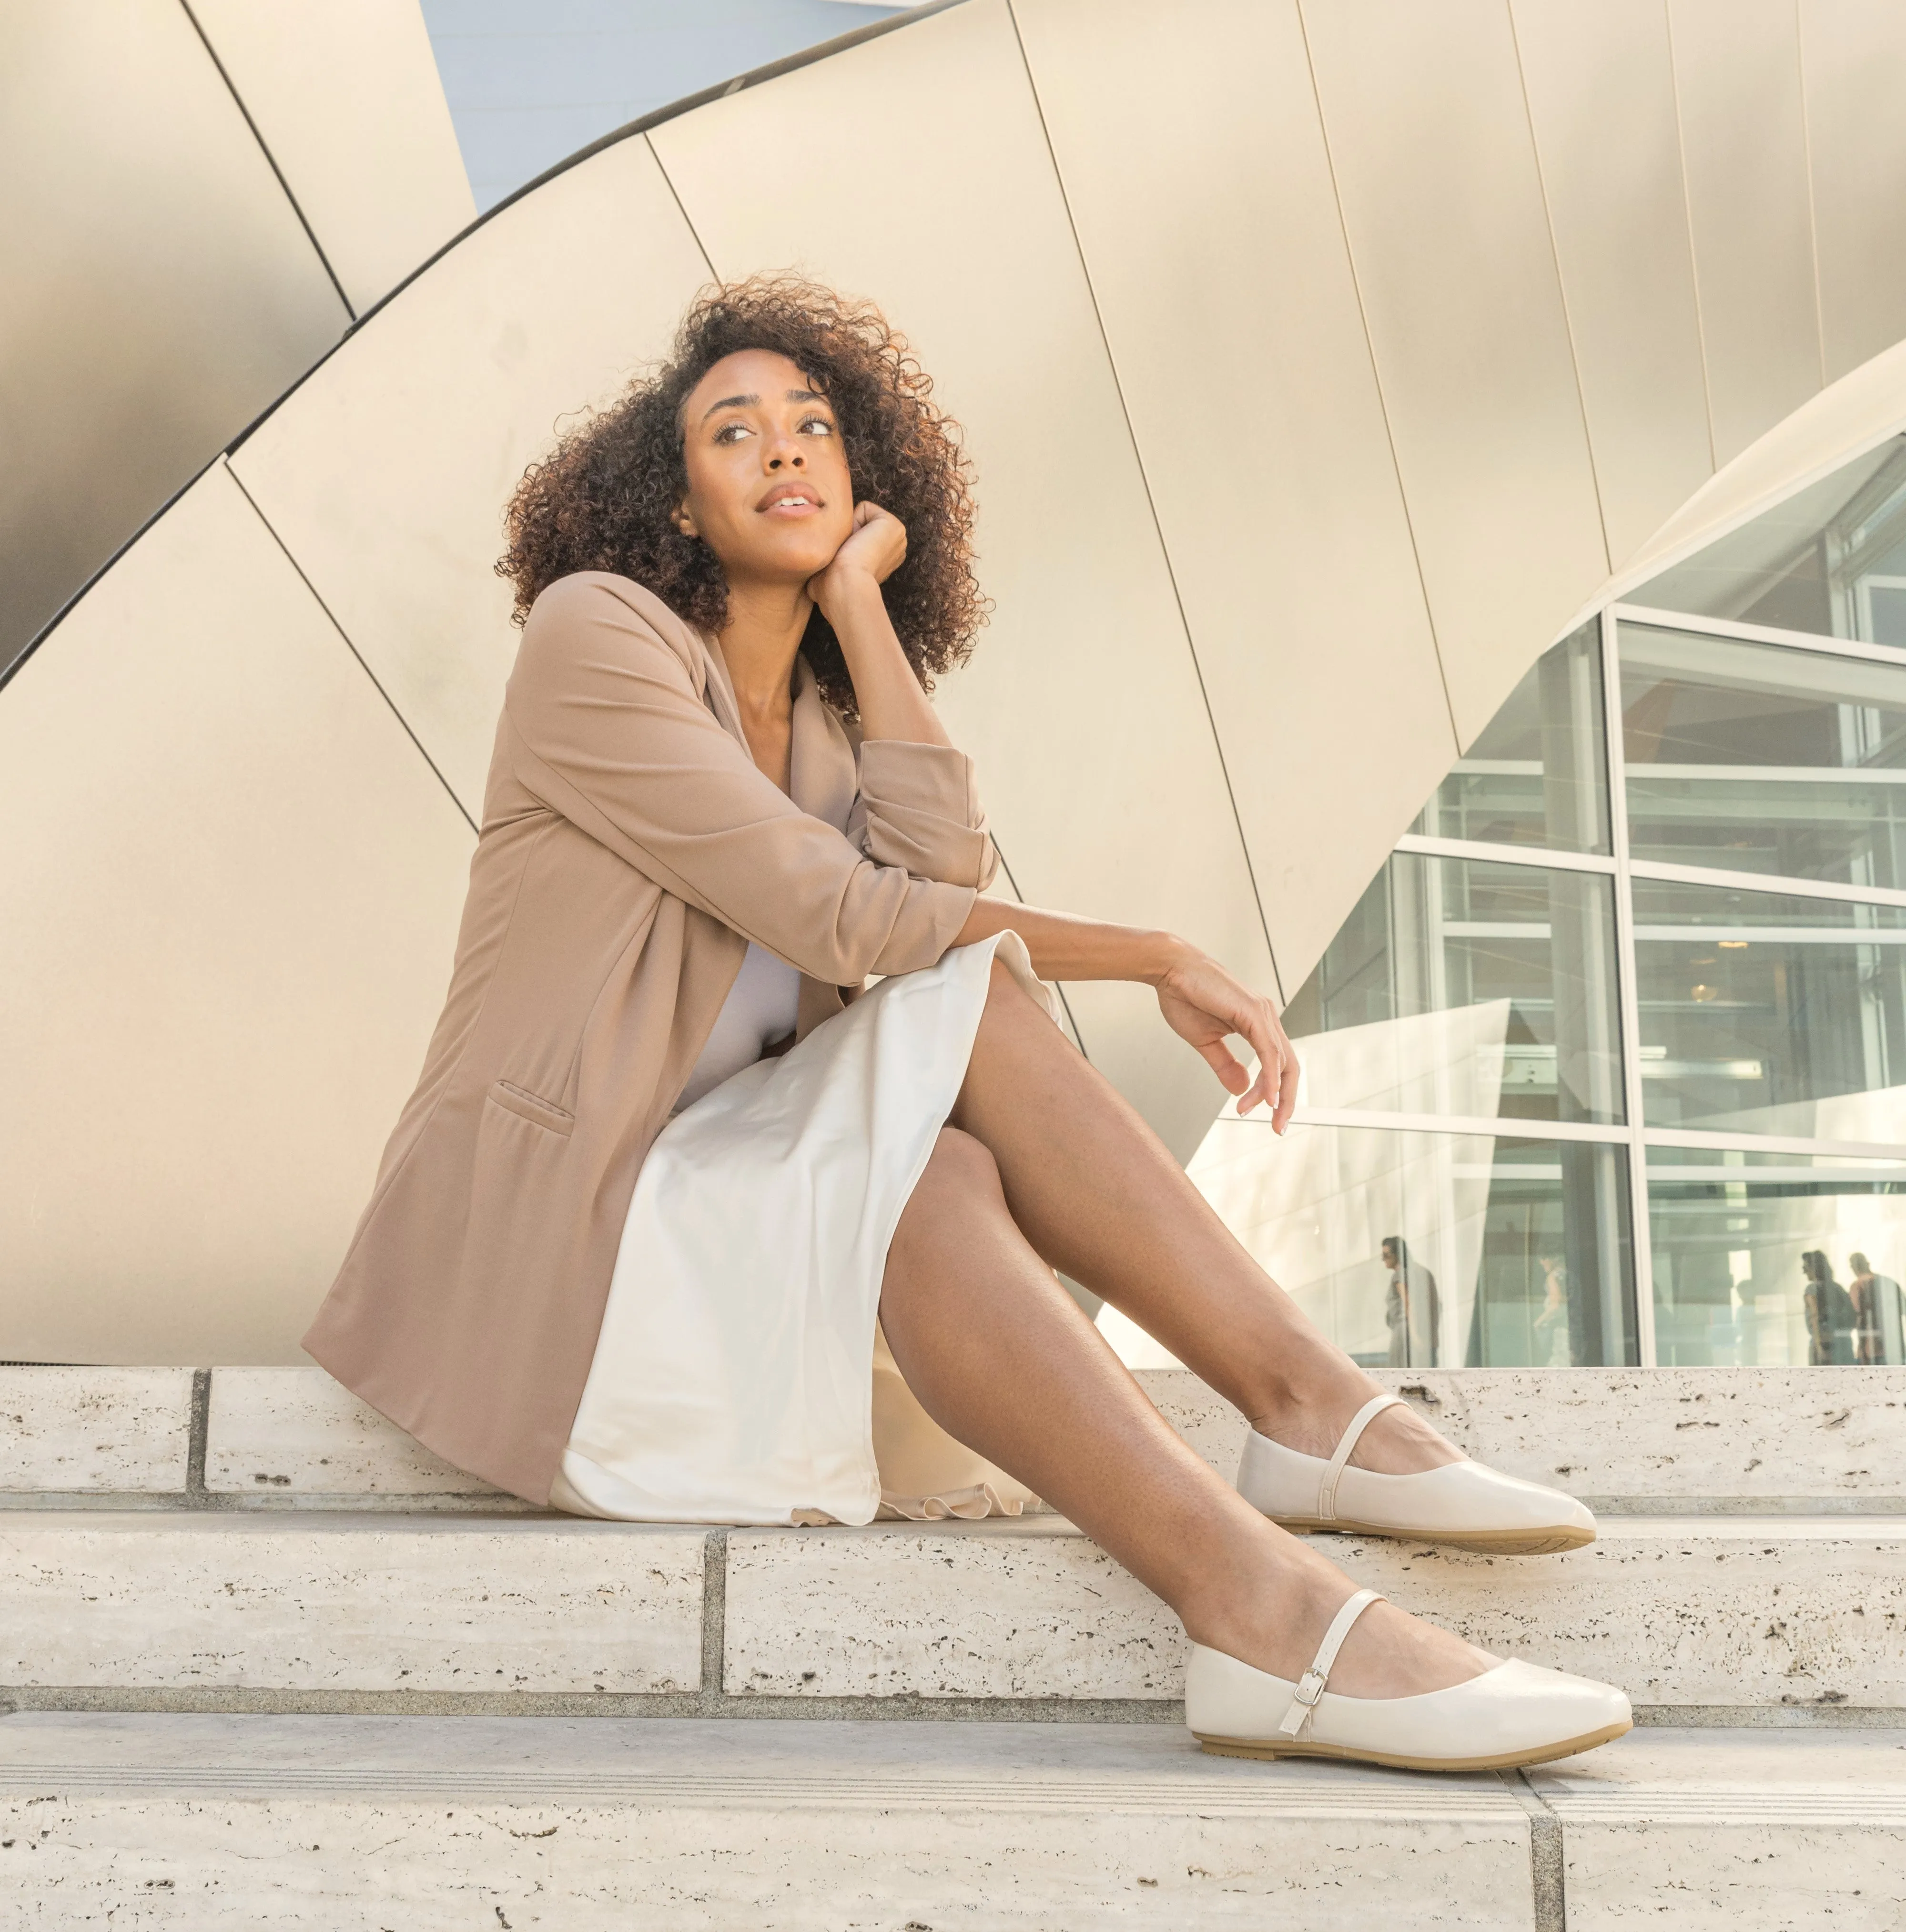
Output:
top-left (3, 1713), bottom-right (1900, 1928)
top-left (8, 1363), bottom-right (1904, 1511)
top-left (5, 1509), bottom-right (1901, 1718)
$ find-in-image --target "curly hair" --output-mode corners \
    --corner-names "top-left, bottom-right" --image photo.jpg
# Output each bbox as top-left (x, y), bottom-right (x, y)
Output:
top-left (497, 275), bottom-right (986, 716)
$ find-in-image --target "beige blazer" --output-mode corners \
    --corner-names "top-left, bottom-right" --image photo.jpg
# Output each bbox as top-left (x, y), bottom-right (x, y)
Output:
top-left (302, 573), bottom-right (995, 1504)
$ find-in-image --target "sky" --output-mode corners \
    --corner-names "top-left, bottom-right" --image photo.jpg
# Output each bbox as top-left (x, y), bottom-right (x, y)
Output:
top-left (420, 0), bottom-right (902, 210)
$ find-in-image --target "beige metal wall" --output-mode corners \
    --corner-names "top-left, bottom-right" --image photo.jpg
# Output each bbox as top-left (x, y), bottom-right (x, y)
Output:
top-left (7, 0), bottom-right (1906, 1363)
top-left (0, 1), bottom-right (471, 681)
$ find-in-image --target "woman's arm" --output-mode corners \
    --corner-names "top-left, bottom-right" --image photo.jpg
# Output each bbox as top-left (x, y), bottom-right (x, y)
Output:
top-left (809, 503), bottom-right (948, 746)
top-left (809, 507), bottom-right (1297, 1125)
top-left (507, 575), bottom-right (975, 985)
top-left (956, 897), bottom-right (1302, 1132)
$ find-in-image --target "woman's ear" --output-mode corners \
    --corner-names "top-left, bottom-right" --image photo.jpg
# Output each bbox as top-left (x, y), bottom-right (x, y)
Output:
top-left (673, 500), bottom-right (700, 541)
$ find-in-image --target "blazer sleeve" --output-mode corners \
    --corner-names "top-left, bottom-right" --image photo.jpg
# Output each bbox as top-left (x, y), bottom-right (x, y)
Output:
top-left (846, 738), bottom-right (1000, 891)
top-left (503, 575), bottom-right (975, 983)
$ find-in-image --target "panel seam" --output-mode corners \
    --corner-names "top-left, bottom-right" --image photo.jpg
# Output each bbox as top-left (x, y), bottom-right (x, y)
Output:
top-left (643, 134), bottom-right (721, 282)
top-left (1506, 1), bottom-right (1612, 574)
top-left (222, 463), bottom-right (478, 834)
top-left (1499, 1766), bottom-right (1568, 1931)
top-left (177, 0), bottom-right (356, 320)
top-left (1004, 0), bottom-right (1285, 1001)
top-left (989, 836), bottom-right (1087, 1052)
top-left (1663, 2), bottom-right (1720, 471)
top-left (1792, 0), bottom-right (1830, 387)
top-left (1291, 0), bottom-right (1461, 755)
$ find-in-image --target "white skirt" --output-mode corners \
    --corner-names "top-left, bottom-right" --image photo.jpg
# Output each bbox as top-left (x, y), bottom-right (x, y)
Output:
top-left (549, 933), bottom-right (1052, 1527)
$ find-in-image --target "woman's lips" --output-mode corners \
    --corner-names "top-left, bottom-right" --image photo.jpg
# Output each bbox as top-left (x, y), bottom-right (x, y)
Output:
top-left (758, 485), bottom-right (821, 514)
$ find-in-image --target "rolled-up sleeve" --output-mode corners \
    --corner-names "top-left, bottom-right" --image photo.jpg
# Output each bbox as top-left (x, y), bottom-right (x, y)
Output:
top-left (850, 740), bottom-right (999, 891)
top-left (504, 575), bottom-right (974, 982)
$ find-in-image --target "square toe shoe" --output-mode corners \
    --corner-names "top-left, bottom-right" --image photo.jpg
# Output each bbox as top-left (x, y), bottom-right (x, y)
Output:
top-left (1186, 1589), bottom-right (1632, 1772)
top-left (1238, 1393), bottom-right (1597, 1554)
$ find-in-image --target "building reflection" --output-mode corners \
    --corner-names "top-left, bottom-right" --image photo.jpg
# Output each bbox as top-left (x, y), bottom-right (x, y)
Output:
top-left (1185, 435), bottom-right (1906, 1371)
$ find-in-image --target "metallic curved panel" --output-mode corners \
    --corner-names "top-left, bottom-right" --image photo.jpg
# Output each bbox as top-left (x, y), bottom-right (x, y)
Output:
top-left (16, 0), bottom-right (1906, 1367)
top-left (188, 0), bottom-right (476, 314)
top-left (1798, 0), bottom-right (1906, 385)
top-left (0, 464), bottom-right (473, 1367)
top-left (1576, 333), bottom-right (1906, 620)
top-left (650, 0), bottom-right (1277, 1158)
top-left (0, 0), bottom-right (347, 679)
top-left (1668, 0), bottom-right (1823, 464)
top-left (1013, 0), bottom-right (1454, 996)
top-left (1299, 0), bottom-right (1610, 750)
top-left (1512, 0), bottom-right (1715, 565)
top-left (229, 137), bottom-right (715, 816)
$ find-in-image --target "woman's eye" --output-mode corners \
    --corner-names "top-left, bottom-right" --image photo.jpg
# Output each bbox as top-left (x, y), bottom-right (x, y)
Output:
top-left (714, 421), bottom-right (751, 444)
top-left (800, 416), bottom-right (835, 436)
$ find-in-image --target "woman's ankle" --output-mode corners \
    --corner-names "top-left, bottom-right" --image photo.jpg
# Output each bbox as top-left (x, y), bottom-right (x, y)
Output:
top-left (1242, 1352), bottom-right (1378, 1452)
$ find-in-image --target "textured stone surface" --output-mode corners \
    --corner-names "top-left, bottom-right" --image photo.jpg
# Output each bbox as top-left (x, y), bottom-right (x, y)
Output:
top-left (0, 1368), bottom-right (192, 1493)
top-left (1140, 1364), bottom-right (1906, 1503)
top-left (204, 1367), bottom-right (498, 1495)
top-left (0, 1711), bottom-right (1533, 1929)
top-left (0, 1514), bottom-right (703, 1693)
top-left (1332, 1518), bottom-right (1906, 1711)
top-left (1532, 1729), bottom-right (1906, 1926)
top-left (726, 1516), bottom-right (1906, 1708)
top-left (726, 1519), bottom-right (1183, 1699)
top-left (10, 1363), bottom-right (1897, 1509)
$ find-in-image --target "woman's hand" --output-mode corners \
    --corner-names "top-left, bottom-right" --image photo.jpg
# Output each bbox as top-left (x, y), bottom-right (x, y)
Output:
top-left (807, 500), bottom-right (906, 626)
top-left (1152, 944), bottom-right (1301, 1131)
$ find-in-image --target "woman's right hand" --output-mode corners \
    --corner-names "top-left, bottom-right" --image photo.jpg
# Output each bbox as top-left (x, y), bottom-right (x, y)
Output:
top-left (1151, 942), bottom-right (1301, 1131)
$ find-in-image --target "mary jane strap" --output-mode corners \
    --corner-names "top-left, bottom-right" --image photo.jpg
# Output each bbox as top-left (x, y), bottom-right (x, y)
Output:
top-left (1277, 1587), bottom-right (1385, 1739)
top-left (1317, 1393), bottom-right (1407, 1520)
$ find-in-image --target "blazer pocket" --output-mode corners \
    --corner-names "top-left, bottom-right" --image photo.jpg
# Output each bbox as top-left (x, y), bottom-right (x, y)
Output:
top-left (487, 1078), bottom-right (575, 1138)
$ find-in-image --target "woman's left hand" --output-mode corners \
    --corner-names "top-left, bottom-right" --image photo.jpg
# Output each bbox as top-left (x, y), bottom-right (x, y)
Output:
top-left (1152, 945), bottom-right (1301, 1131)
top-left (807, 500), bottom-right (906, 624)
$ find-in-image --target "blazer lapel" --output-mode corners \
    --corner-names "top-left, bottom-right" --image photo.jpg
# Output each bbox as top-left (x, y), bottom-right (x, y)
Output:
top-left (788, 656), bottom-right (857, 834)
top-left (695, 631), bottom-right (748, 748)
top-left (697, 639), bottom-right (854, 835)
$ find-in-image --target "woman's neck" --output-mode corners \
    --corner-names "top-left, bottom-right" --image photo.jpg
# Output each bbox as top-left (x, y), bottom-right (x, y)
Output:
top-left (716, 577), bottom-right (811, 724)
top-left (715, 576), bottom-right (810, 794)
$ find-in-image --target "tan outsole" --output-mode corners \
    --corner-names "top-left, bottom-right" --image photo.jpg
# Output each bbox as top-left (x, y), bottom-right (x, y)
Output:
top-left (1194, 1718), bottom-right (1632, 1773)
top-left (1272, 1517), bottom-right (1596, 1556)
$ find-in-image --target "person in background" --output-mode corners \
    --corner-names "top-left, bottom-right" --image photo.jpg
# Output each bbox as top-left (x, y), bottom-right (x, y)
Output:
top-left (1847, 1252), bottom-right (1902, 1365)
top-left (1801, 1250), bottom-right (1857, 1365)
top-left (1381, 1236), bottom-right (1440, 1368)
top-left (1532, 1252), bottom-right (1571, 1367)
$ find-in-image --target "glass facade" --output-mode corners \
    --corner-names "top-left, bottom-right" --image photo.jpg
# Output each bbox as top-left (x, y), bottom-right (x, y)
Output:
top-left (1192, 440), bottom-right (1906, 1368)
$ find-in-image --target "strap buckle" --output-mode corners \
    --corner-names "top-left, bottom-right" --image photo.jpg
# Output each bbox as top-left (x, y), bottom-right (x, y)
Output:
top-left (1276, 1589), bottom-right (1387, 1741)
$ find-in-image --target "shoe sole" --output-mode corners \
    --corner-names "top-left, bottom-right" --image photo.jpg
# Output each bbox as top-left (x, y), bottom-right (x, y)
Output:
top-left (1271, 1517), bottom-right (1596, 1556)
top-left (1193, 1717), bottom-right (1632, 1773)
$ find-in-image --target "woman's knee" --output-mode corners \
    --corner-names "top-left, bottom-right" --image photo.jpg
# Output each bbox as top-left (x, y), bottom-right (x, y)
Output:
top-left (916, 1125), bottom-right (1003, 1205)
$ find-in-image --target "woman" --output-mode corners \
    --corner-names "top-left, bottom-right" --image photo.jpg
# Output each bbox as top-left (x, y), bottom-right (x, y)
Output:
top-left (1802, 1251), bottom-right (1856, 1365)
top-left (304, 278), bottom-right (1628, 1772)
top-left (1532, 1252), bottom-right (1572, 1368)
top-left (1381, 1235), bottom-right (1440, 1368)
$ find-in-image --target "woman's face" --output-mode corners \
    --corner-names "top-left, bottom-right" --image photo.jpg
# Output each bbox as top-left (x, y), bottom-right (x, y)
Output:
top-left (675, 349), bottom-right (854, 590)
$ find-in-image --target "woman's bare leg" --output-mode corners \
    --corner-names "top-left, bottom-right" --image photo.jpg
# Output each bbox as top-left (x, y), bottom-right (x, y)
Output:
top-left (950, 959), bottom-right (1457, 1473)
top-left (881, 1127), bottom-right (1486, 1697)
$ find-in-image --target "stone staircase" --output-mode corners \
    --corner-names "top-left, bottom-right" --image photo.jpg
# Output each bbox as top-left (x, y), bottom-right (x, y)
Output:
top-left (4, 1363), bottom-right (1904, 1925)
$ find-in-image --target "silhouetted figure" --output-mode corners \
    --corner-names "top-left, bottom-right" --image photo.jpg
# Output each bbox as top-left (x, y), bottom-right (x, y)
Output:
top-left (1801, 1250), bottom-right (1856, 1365)
top-left (1848, 1252), bottom-right (1903, 1365)
top-left (1532, 1251), bottom-right (1571, 1366)
top-left (1381, 1236), bottom-right (1440, 1368)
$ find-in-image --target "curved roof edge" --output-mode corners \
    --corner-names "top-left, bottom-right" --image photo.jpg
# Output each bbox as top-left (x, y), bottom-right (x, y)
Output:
top-left (1555, 332), bottom-right (1906, 641)
top-left (0, 0), bottom-right (962, 700)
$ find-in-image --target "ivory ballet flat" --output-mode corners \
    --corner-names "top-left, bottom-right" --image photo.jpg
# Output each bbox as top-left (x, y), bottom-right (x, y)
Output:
top-left (1237, 1393), bottom-right (1597, 1555)
top-left (1186, 1588), bottom-right (1632, 1772)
